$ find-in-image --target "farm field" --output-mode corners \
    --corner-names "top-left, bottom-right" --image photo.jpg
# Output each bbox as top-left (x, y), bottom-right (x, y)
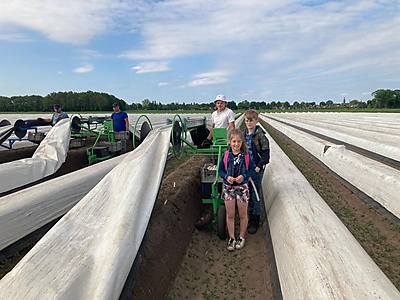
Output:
top-left (0, 112), bottom-right (399, 299)
top-left (167, 113), bottom-right (400, 299)
top-left (169, 112), bottom-right (400, 299)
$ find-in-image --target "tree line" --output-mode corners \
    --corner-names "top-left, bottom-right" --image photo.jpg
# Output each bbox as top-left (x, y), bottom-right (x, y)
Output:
top-left (0, 89), bottom-right (399, 112)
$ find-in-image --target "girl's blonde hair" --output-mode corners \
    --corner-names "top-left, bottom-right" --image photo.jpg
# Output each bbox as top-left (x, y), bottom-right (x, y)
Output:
top-left (227, 129), bottom-right (248, 151)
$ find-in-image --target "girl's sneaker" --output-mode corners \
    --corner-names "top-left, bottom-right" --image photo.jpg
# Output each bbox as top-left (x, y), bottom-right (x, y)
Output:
top-left (235, 237), bottom-right (245, 250)
top-left (227, 238), bottom-right (236, 251)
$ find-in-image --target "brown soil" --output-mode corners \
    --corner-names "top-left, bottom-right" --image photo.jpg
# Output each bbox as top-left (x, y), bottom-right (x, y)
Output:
top-left (0, 146), bottom-right (37, 164)
top-left (127, 156), bottom-right (274, 300)
top-left (1, 120), bottom-right (399, 297)
top-left (128, 120), bottom-right (400, 298)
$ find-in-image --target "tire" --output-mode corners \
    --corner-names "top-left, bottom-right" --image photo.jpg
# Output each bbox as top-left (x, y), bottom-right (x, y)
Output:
top-left (217, 205), bottom-right (228, 240)
top-left (195, 213), bottom-right (213, 230)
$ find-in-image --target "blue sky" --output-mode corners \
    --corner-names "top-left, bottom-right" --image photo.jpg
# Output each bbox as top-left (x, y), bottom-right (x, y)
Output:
top-left (0, 0), bottom-right (399, 104)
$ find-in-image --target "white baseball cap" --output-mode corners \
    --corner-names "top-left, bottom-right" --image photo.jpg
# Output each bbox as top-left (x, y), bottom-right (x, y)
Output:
top-left (214, 94), bottom-right (227, 102)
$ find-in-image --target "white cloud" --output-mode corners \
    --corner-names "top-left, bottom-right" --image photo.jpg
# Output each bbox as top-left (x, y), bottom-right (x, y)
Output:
top-left (187, 71), bottom-right (229, 87)
top-left (158, 82), bottom-right (168, 86)
top-left (132, 61), bottom-right (171, 74)
top-left (77, 49), bottom-right (106, 60)
top-left (1, 0), bottom-right (399, 103)
top-left (0, 0), bottom-right (145, 44)
top-left (122, 0), bottom-right (400, 87)
top-left (73, 63), bottom-right (94, 73)
top-left (0, 31), bottom-right (32, 42)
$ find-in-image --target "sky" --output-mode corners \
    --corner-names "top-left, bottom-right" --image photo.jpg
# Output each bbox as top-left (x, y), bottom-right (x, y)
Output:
top-left (0, 0), bottom-right (399, 105)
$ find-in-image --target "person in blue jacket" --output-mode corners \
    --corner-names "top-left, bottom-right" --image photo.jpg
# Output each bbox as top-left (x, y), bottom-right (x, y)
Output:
top-left (243, 109), bottom-right (270, 234)
top-left (219, 129), bottom-right (255, 251)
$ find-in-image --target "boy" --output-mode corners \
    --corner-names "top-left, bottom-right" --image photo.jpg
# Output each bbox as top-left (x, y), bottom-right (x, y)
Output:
top-left (243, 110), bottom-right (270, 234)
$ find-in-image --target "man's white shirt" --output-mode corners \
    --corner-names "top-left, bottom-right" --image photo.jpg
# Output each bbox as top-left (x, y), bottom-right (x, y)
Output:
top-left (211, 108), bottom-right (235, 129)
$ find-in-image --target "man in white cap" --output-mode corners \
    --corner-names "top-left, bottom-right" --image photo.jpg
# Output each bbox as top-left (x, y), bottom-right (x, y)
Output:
top-left (203, 94), bottom-right (235, 145)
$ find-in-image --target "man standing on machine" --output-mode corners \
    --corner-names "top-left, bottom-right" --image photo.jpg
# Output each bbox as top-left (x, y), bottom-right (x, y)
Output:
top-left (38, 103), bottom-right (69, 126)
top-left (202, 94), bottom-right (235, 147)
top-left (111, 102), bottom-right (129, 132)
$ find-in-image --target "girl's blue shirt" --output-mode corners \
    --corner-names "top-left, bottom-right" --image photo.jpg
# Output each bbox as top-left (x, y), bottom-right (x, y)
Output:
top-left (218, 148), bottom-right (255, 185)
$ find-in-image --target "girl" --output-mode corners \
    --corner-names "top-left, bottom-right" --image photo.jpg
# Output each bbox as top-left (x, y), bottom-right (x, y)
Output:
top-left (219, 129), bottom-right (255, 251)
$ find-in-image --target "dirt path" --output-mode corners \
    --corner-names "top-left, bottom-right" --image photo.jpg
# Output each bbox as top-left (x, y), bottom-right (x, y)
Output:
top-left (167, 218), bottom-right (273, 300)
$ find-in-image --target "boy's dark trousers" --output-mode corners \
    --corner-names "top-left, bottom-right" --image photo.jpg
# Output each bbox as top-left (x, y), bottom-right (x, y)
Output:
top-left (248, 170), bottom-right (263, 234)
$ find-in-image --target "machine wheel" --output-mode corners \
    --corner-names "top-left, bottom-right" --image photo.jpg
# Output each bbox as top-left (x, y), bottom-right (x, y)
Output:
top-left (195, 213), bottom-right (213, 230)
top-left (13, 119), bottom-right (28, 139)
top-left (140, 121), bottom-right (151, 142)
top-left (217, 205), bottom-right (228, 240)
top-left (170, 115), bottom-right (184, 159)
top-left (133, 115), bottom-right (153, 149)
top-left (71, 116), bottom-right (82, 134)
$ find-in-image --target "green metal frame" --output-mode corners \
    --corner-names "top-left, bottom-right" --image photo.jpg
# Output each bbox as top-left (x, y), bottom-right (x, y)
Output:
top-left (132, 114), bottom-right (229, 222)
top-left (85, 120), bottom-right (116, 164)
top-left (199, 142), bottom-right (227, 218)
top-left (169, 115), bottom-right (229, 221)
top-left (70, 115), bottom-right (119, 164)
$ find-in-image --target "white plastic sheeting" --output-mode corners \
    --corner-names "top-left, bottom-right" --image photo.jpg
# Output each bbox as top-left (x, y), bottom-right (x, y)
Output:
top-left (0, 152), bottom-right (129, 251)
top-left (0, 126), bottom-right (171, 300)
top-left (262, 127), bottom-right (400, 299)
top-left (0, 113), bottom-right (243, 253)
top-left (234, 113), bottom-right (244, 127)
top-left (262, 115), bottom-right (400, 219)
top-left (0, 119), bottom-right (71, 194)
top-left (267, 112), bottom-right (400, 162)
top-left (0, 125), bottom-right (13, 138)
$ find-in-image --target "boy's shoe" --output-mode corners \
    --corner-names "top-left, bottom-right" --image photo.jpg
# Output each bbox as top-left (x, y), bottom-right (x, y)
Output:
top-left (227, 238), bottom-right (236, 251)
top-left (248, 215), bottom-right (260, 235)
top-left (235, 237), bottom-right (245, 250)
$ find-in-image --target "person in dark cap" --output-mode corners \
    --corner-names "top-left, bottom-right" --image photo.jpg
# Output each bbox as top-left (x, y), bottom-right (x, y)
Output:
top-left (38, 103), bottom-right (69, 126)
top-left (111, 102), bottom-right (129, 132)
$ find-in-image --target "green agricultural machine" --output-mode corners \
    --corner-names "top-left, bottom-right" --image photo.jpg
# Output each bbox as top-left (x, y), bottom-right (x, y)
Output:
top-left (134, 114), bottom-right (229, 239)
top-left (70, 115), bottom-right (130, 165)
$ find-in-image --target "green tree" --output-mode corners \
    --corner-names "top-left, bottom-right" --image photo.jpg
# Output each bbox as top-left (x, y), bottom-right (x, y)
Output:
top-left (326, 100), bottom-right (334, 108)
top-left (227, 101), bottom-right (237, 110)
top-left (237, 100), bottom-right (250, 110)
top-left (283, 101), bottom-right (290, 109)
top-left (250, 101), bottom-right (258, 109)
top-left (142, 99), bottom-right (151, 109)
top-left (372, 89), bottom-right (396, 108)
top-left (258, 101), bottom-right (267, 110)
